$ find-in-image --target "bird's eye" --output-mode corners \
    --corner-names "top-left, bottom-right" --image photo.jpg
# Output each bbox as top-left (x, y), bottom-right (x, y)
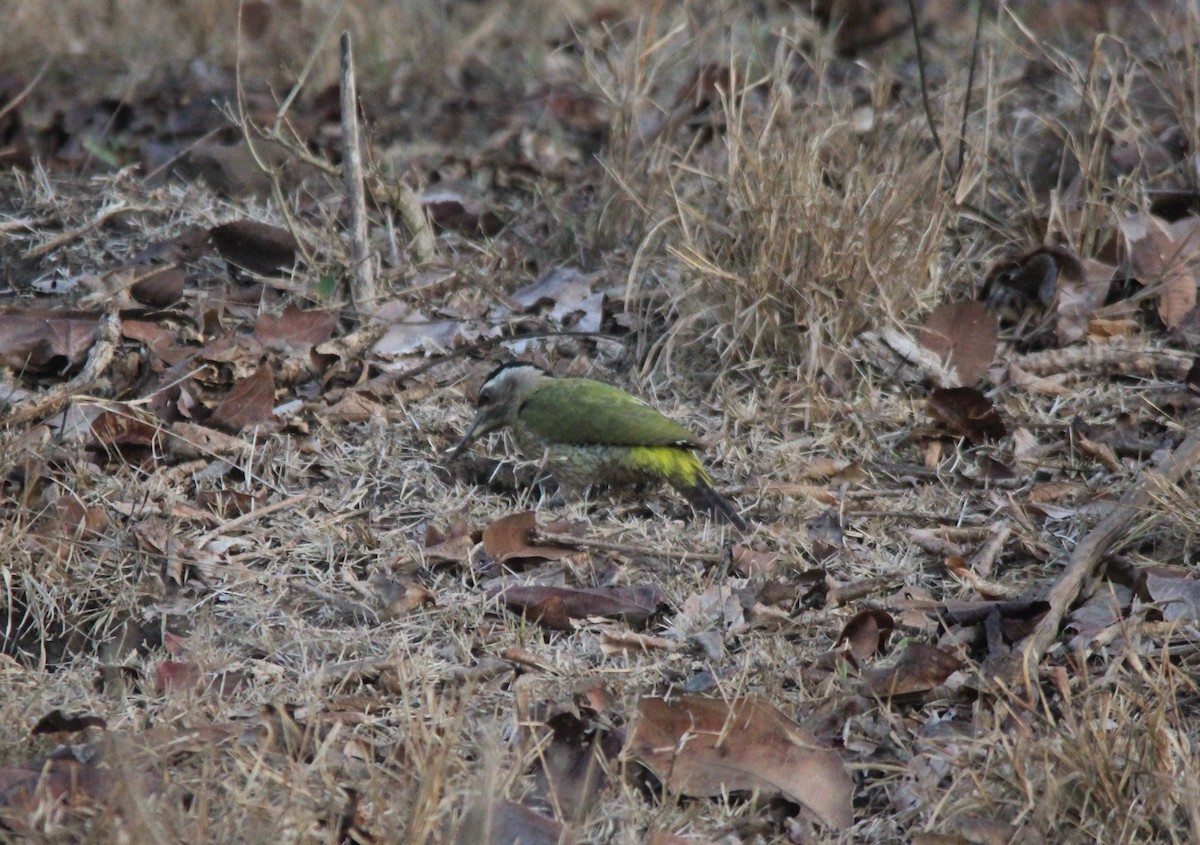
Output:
top-left (479, 388), bottom-right (492, 403)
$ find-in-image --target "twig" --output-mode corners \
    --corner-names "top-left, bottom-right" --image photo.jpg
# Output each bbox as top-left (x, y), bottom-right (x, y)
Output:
top-left (953, 0), bottom-right (986, 181)
top-left (0, 58), bottom-right (49, 123)
top-left (340, 31), bottom-right (377, 316)
top-left (194, 493), bottom-right (311, 548)
top-left (906, 0), bottom-right (943, 156)
top-left (536, 532), bottom-right (728, 564)
top-left (20, 202), bottom-right (136, 260)
top-left (1019, 432), bottom-right (1200, 682)
top-left (1, 310), bottom-right (120, 426)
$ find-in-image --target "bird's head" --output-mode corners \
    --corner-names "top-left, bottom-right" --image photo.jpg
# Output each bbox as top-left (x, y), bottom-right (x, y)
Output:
top-left (448, 362), bottom-right (551, 459)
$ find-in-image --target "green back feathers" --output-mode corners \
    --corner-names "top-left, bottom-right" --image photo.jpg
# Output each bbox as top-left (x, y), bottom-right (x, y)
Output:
top-left (520, 378), bottom-right (702, 448)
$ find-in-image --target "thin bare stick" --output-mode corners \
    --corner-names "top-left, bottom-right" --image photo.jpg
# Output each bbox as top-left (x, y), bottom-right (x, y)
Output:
top-left (954, 0), bottom-right (986, 180)
top-left (20, 202), bottom-right (137, 261)
top-left (340, 31), bottom-right (377, 316)
top-left (0, 59), bottom-right (49, 123)
top-left (194, 493), bottom-right (312, 549)
top-left (537, 532), bottom-right (728, 563)
top-left (1020, 432), bottom-right (1200, 681)
top-left (907, 0), bottom-right (943, 155)
top-left (1, 310), bottom-right (120, 426)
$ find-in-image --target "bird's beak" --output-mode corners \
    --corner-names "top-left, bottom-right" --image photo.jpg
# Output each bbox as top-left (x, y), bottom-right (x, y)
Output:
top-left (447, 408), bottom-right (500, 460)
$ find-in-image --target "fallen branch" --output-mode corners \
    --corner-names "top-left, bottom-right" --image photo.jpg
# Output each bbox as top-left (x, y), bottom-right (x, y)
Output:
top-left (1019, 431), bottom-right (1200, 682)
top-left (1, 310), bottom-right (120, 426)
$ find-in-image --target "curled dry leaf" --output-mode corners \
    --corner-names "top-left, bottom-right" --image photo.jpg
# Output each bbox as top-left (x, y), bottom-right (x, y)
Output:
top-left (927, 386), bottom-right (1006, 444)
top-left (835, 609), bottom-right (895, 663)
top-left (421, 180), bottom-right (504, 237)
top-left (529, 710), bottom-right (622, 822)
top-left (30, 710), bottom-right (107, 735)
top-left (730, 545), bottom-right (779, 577)
top-left (130, 265), bottom-right (186, 307)
top-left (628, 695), bottom-right (853, 831)
top-left (1143, 572), bottom-right (1200, 623)
top-left (917, 301), bottom-right (997, 386)
top-left (210, 219), bottom-right (299, 277)
top-left (984, 246), bottom-right (1113, 345)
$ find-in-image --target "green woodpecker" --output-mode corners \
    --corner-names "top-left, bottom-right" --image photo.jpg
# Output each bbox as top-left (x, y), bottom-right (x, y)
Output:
top-left (449, 362), bottom-right (747, 530)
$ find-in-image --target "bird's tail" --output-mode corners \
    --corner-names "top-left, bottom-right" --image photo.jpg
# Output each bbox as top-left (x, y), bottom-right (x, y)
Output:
top-left (677, 478), bottom-right (748, 531)
top-left (628, 446), bottom-right (748, 530)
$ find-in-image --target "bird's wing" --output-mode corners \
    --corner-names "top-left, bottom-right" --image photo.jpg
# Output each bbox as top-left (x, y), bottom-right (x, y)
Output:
top-left (519, 378), bottom-right (703, 447)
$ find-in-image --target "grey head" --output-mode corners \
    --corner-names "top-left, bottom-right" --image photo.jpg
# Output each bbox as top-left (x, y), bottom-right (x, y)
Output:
top-left (447, 362), bottom-right (551, 459)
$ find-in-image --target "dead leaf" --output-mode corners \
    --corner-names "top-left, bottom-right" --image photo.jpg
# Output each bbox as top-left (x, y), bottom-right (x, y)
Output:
top-left (628, 696), bottom-right (853, 831)
top-left (455, 799), bottom-right (570, 845)
top-left (863, 642), bottom-right (961, 700)
top-left (835, 609), bottom-right (895, 663)
top-left (0, 313), bottom-right (98, 374)
top-left (511, 267), bottom-right (603, 333)
top-left (529, 710), bottom-right (621, 821)
top-left (482, 512), bottom-right (578, 563)
top-left (495, 584), bottom-right (664, 628)
top-left (30, 710), bottom-right (107, 735)
top-left (254, 306), bottom-right (338, 353)
top-left (210, 219), bottom-right (299, 277)
top-left (372, 310), bottom-right (496, 357)
top-left (1144, 572), bottom-right (1200, 622)
top-left (209, 364), bottom-right (280, 432)
top-left (1056, 254), bottom-right (1114, 345)
top-left (130, 265), bottom-right (185, 307)
top-left (731, 545), bottom-right (779, 577)
top-left (917, 301), bottom-right (997, 385)
top-left (1120, 213), bottom-right (1200, 329)
top-left (928, 387), bottom-right (1006, 444)
top-left (421, 180), bottom-right (504, 237)
top-left (89, 405), bottom-right (164, 455)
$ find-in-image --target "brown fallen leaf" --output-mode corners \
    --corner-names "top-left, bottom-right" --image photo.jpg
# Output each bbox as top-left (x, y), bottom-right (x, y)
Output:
top-left (482, 511), bottom-right (579, 564)
top-left (528, 709), bottom-right (622, 822)
top-left (730, 545), bottom-right (779, 577)
top-left (835, 609), bottom-right (895, 663)
top-left (628, 695), bottom-right (853, 831)
top-left (30, 710), bottom-right (107, 735)
top-left (0, 313), bottom-right (99, 374)
top-left (129, 265), bottom-right (185, 307)
top-left (209, 364), bottom-right (280, 432)
top-left (494, 584), bottom-right (665, 629)
top-left (928, 386), bottom-right (1006, 444)
top-left (254, 305), bottom-right (338, 353)
top-left (421, 180), bottom-right (504, 237)
top-left (88, 405), bottom-right (165, 456)
top-left (917, 301), bottom-right (997, 386)
top-left (1120, 213), bottom-right (1200, 330)
top-left (863, 642), bottom-right (961, 700)
top-left (454, 799), bottom-right (570, 845)
top-left (210, 219), bottom-right (299, 277)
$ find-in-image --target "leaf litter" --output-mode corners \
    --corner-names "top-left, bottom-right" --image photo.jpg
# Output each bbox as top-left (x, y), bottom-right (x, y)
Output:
top-left (1, 1), bottom-right (1200, 843)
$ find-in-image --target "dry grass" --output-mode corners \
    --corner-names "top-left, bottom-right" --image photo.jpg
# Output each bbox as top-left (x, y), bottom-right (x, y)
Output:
top-left (2, 0), bottom-right (1200, 843)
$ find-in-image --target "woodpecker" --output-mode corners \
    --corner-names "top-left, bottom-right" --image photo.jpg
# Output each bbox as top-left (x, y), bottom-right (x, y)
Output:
top-left (449, 362), bottom-right (747, 530)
